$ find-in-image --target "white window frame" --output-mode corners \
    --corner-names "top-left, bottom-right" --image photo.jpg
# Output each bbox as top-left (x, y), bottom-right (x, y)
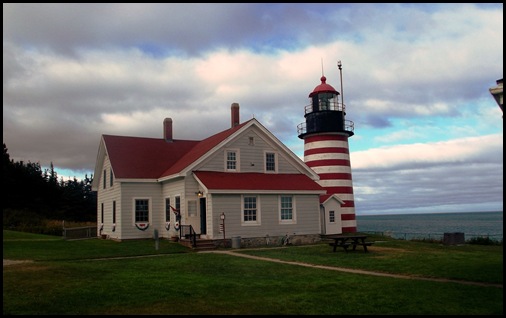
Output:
top-left (279, 195), bottom-right (296, 224)
top-left (165, 198), bottom-right (171, 222)
top-left (241, 195), bottom-right (261, 226)
top-left (175, 195), bottom-right (181, 214)
top-left (224, 148), bottom-right (240, 172)
top-left (329, 210), bottom-right (335, 223)
top-left (132, 197), bottom-right (151, 224)
top-left (264, 151), bottom-right (278, 173)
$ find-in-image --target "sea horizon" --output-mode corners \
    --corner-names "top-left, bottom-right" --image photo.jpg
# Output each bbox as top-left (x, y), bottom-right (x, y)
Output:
top-left (356, 210), bottom-right (503, 241)
top-left (356, 210), bottom-right (503, 217)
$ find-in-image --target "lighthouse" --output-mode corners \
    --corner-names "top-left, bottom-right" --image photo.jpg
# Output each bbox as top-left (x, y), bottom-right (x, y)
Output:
top-left (297, 61), bottom-right (357, 233)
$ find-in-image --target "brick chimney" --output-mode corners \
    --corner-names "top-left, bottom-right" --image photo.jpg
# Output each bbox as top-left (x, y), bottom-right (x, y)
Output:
top-left (163, 118), bottom-right (173, 142)
top-left (231, 103), bottom-right (240, 128)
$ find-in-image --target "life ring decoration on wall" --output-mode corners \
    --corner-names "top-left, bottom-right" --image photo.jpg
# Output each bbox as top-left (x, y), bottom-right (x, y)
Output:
top-left (135, 222), bottom-right (150, 231)
top-left (165, 221), bottom-right (171, 231)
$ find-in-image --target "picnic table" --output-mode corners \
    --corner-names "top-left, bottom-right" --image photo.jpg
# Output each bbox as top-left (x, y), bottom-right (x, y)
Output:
top-left (325, 234), bottom-right (374, 253)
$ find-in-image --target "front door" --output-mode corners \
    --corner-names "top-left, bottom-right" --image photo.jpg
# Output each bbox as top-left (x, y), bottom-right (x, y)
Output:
top-left (199, 198), bottom-right (207, 234)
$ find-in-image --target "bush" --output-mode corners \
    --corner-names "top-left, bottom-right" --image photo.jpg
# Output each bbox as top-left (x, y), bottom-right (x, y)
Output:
top-left (3, 209), bottom-right (96, 237)
top-left (467, 236), bottom-right (502, 246)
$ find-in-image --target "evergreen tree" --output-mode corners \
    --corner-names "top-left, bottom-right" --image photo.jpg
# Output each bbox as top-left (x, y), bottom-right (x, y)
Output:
top-left (3, 143), bottom-right (97, 227)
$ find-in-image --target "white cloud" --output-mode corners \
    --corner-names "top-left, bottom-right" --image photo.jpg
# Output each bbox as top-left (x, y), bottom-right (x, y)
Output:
top-left (3, 3), bottom-right (503, 215)
top-left (351, 134), bottom-right (503, 170)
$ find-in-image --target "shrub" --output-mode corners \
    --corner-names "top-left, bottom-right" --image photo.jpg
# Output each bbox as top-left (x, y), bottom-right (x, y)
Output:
top-left (467, 236), bottom-right (502, 246)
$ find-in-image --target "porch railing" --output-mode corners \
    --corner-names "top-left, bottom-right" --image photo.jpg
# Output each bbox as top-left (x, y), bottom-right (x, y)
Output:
top-left (180, 224), bottom-right (197, 247)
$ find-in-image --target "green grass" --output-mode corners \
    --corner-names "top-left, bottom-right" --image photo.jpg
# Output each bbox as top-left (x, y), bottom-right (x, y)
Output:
top-left (3, 230), bottom-right (503, 315)
top-left (240, 238), bottom-right (503, 284)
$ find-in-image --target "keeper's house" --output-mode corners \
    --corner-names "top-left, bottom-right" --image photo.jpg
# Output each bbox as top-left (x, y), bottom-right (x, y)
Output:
top-left (92, 103), bottom-right (346, 246)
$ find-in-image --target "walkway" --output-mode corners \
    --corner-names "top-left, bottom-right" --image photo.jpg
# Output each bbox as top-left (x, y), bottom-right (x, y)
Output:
top-left (201, 249), bottom-right (503, 288)
top-left (4, 249), bottom-right (503, 289)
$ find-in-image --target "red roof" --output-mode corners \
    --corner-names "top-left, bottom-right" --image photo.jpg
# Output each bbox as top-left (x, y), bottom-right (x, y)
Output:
top-left (159, 120), bottom-right (251, 178)
top-left (309, 76), bottom-right (339, 97)
top-left (103, 120), bottom-right (252, 179)
top-left (103, 135), bottom-right (199, 179)
top-left (102, 118), bottom-right (324, 194)
top-left (194, 171), bottom-right (326, 192)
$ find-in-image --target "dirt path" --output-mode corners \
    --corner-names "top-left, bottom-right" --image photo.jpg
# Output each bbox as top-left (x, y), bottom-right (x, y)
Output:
top-left (3, 259), bottom-right (33, 266)
top-left (4, 252), bottom-right (502, 289)
top-left (202, 250), bottom-right (503, 288)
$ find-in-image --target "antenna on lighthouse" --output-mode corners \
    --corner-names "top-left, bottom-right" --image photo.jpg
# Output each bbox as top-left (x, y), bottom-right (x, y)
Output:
top-left (337, 60), bottom-right (344, 110)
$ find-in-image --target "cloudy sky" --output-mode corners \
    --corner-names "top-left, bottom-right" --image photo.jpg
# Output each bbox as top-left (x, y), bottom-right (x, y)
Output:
top-left (3, 3), bottom-right (503, 215)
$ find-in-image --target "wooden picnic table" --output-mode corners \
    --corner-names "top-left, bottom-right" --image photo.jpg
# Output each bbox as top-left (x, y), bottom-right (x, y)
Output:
top-left (325, 234), bottom-right (374, 253)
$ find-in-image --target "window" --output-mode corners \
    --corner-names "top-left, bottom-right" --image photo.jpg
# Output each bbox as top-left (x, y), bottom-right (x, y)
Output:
top-left (225, 149), bottom-right (239, 171)
top-left (101, 203), bottom-right (104, 223)
top-left (249, 136), bottom-right (255, 145)
top-left (243, 196), bottom-right (257, 222)
top-left (135, 199), bottom-right (149, 222)
top-left (174, 196), bottom-right (181, 222)
top-left (188, 200), bottom-right (197, 217)
top-left (165, 198), bottom-right (171, 222)
top-left (329, 210), bottom-right (335, 223)
top-left (112, 201), bottom-right (116, 223)
top-left (265, 152), bottom-right (276, 172)
top-left (280, 196), bottom-right (293, 221)
top-left (110, 168), bottom-right (114, 187)
top-left (103, 169), bottom-right (106, 189)
top-left (319, 92), bottom-right (334, 111)
top-left (175, 196), bottom-right (181, 213)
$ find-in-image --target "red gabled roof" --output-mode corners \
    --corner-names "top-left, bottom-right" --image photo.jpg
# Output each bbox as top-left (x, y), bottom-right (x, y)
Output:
top-left (103, 135), bottom-right (199, 179)
top-left (103, 119), bottom-right (253, 179)
top-left (194, 171), bottom-right (326, 192)
top-left (159, 120), bottom-right (252, 178)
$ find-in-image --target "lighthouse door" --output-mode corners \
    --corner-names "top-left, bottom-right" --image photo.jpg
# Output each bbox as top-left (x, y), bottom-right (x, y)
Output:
top-left (322, 200), bottom-right (343, 235)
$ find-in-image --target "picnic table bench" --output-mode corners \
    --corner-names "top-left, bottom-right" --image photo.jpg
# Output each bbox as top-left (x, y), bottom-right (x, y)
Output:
top-left (326, 234), bottom-right (374, 253)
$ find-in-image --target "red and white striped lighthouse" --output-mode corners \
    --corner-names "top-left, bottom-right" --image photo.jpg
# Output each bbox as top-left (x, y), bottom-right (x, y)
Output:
top-left (297, 62), bottom-right (357, 233)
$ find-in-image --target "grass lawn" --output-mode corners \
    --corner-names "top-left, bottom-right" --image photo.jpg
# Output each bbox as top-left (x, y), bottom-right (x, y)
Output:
top-left (3, 230), bottom-right (503, 315)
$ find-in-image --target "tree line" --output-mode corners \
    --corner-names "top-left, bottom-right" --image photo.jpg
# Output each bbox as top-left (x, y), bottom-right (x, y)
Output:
top-left (3, 143), bottom-right (96, 231)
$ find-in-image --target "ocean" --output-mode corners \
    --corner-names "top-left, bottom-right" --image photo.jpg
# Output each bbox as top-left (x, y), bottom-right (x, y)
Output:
top-left (356, 211), bottom-right (503, 241)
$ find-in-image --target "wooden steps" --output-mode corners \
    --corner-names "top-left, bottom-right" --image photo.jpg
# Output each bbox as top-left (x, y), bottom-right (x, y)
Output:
top-left (178, 238), bottom-right (218, 251)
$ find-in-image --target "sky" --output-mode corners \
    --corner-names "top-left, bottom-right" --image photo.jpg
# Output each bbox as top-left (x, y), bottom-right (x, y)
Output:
top-left (3, 3), bottom-right (503, 216)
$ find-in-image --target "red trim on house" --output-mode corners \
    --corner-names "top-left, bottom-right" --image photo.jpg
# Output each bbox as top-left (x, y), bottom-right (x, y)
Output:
top-left (304, 135), bottom-right (349, 143)
top-left (305, 159), bottom-right (350, 167)
top-left (304, 147), bottom-right (349, 156)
